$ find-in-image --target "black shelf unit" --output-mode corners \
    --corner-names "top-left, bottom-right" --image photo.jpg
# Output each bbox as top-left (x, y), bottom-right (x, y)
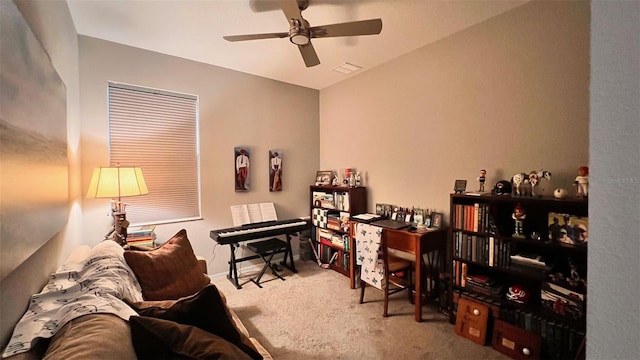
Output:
top-left (448, 194), bottom-right (587, 359)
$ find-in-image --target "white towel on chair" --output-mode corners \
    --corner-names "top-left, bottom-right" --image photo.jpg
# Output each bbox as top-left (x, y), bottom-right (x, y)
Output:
top-left (355, 223), bottom-right (384, 290)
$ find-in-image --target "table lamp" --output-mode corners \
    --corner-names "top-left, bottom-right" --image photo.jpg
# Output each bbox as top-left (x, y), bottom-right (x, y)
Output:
top-left (86, 164), bottom-right (149, 245)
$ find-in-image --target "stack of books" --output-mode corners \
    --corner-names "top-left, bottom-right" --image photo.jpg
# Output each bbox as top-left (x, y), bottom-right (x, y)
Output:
top-left (126, 225), bottom-right (156, 248)
top-left (464, 274), bottom-right (504, 297)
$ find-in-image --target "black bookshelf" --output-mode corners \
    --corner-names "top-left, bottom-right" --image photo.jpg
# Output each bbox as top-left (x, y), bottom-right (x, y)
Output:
top-left (448, 194), bottom-right (587, 359)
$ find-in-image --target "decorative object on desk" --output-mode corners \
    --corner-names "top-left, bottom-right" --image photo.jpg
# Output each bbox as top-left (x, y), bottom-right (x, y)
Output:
top-left (492, 180), bottom-right (512, 195)
top-left (430, 212), bottom-right (443, 229)
top-left (454, 179), bottom-right (467, 194)
top-left (553, 187), bottom-right (568, 199)
top-left (528, 169), bottom-right (552, 197)
top-left (511, 203), bottom-right (526, 238)
top-left (574, 166), bottom-right (589, 197)
top-left (234, 147), bottom-right (250, 192)
top-left (86, 164), bottom-right (149, 245)
top-left (315, 170), bottom-right (333, 186)
top-left (269, 150), bottom-right (282, 192)
top-left (391, 207), bottom-right (399, 221)
top-left (477, 170), bottom-right (487, 192)
top-left (548, 212), bottom-right (588, 245)
top-left (355, 171), bottom-right (362, 186)
top-left (413, 208), bottom-right (425, 227)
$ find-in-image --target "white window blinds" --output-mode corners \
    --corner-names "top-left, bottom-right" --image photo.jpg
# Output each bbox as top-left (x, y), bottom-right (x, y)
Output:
top-left (108, 82), bottom-right (201, 225)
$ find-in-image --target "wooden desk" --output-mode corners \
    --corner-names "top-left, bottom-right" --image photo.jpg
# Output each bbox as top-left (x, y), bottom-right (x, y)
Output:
top-left (383, 227), bottom-right (447, 322)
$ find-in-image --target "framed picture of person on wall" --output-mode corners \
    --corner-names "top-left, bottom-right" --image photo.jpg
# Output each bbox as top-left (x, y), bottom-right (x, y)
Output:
top-left (269, 150), bottom-right (282, 192)
top-left (235, 147), bottom-right (250, 192)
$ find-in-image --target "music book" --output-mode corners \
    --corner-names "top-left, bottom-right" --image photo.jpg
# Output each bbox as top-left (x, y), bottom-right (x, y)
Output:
top-left (231, 202), bottom-right (278, 226)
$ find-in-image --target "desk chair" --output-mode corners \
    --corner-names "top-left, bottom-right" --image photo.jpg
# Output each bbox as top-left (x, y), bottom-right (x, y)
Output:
top-left (356, 223), bottom-right (413, 317)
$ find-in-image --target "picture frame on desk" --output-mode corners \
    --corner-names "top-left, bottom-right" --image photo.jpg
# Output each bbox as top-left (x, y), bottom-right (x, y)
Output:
top-left (430, 212), bottom-right (443, 229)
top-left (315, 170), bottom-right (334, 186)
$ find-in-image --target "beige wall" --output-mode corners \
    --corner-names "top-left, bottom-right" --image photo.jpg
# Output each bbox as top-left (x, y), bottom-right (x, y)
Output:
top-left (320, 0), bottom-right (590, 217)
top-left (78, 37), bottom-right (319, 276)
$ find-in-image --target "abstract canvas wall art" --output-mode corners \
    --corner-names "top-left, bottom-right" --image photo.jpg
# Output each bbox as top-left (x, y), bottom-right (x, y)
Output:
top-left (0, 1), bottom-right (68, 280)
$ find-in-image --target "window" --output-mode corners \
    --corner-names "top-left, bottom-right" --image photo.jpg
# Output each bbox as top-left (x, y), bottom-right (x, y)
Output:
top-left (108, 82), bottom-right (200, 225)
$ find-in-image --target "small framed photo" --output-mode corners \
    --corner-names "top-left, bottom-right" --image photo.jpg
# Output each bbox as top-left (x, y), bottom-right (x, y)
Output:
top-left (430, 212), bottom-right (443, 229)
top-left (548, 212), bottom-right (588, 245)
top-left (413, 209), bottom-right (424, 226)
top-left (315, 171), bottom-right (333, 186)
top-left (454, 180), bottom-right (467, 194)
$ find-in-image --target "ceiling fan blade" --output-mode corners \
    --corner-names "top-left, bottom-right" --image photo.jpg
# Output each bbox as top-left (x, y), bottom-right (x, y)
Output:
top-left (310, 18), bottom-right (382, 38)
top-left (223, 32), bottom-right (289, 42)
top-left (298, 43), bottom-right (320, 67)
top-left (280, 0), bottom-right (306, 27)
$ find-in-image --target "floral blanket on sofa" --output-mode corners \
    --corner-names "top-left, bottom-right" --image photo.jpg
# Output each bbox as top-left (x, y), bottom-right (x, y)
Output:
top-left (3, 241), bottom-right (143, 358)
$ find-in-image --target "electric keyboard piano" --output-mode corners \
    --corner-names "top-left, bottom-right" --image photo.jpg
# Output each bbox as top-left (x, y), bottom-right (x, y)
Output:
top-left (210, 218), bottom-right (311, 289)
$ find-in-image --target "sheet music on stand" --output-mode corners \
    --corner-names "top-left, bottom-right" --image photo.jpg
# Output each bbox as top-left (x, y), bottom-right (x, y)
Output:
top-left (231, 202), bottom-right (278, 226)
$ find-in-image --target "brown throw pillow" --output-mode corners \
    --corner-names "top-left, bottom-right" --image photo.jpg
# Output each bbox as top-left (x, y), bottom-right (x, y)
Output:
top-left (124, 229), bottom-right (210, 300)
top-left (128, 284), bottom-right (262, 360)
top-left (129, 316), bottom-right (252, 360)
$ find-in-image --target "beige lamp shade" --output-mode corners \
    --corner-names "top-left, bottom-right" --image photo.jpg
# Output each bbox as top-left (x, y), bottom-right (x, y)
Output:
top-left (86, 166), bottom-right (149, 199)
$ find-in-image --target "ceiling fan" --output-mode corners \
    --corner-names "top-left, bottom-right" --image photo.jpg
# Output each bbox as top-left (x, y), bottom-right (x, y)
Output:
top-left (223, 0), bottom-right (382, 67)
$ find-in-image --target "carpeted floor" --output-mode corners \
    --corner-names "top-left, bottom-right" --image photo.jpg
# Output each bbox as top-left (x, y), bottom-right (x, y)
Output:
top-left (213, 259), bottom-right (509, 360)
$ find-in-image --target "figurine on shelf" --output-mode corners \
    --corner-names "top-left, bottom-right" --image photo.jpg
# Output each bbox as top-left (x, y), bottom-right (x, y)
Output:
top-left (355, 171), bottom-right (362, 187)
top-left (574, 166), bottom-right (589, 197)
top-left (512, 203), bottom-right (526, 238)
top-left (477, 169), bottom-right (487, 192)
top-left (331, 173), bottom-right (339, 186)
top-left (528, 169), bottom-right (551, 197)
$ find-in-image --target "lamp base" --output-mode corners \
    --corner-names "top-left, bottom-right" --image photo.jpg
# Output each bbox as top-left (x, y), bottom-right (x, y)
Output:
top-left (105, 212), bottom-right (129, 246)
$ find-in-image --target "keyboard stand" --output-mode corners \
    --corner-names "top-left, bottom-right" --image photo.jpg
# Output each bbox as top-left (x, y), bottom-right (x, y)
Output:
top-left (246, 238), bottom-right (288, 288)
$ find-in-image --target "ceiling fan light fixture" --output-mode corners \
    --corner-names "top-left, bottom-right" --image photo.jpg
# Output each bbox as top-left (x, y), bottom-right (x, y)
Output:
top-left (289, 29), bottom-right (310, 45)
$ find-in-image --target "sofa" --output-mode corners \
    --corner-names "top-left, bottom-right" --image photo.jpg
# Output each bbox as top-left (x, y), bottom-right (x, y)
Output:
top-left (2, 230), bottom-right (271, 360)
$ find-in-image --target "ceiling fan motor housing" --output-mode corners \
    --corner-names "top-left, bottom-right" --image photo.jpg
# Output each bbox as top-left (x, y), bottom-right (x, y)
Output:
top-left (289, 18), bottom-right (310, 45)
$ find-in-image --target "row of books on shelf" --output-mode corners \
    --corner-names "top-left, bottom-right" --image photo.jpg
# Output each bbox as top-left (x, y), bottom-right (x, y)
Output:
top-left (312, 190), bottom-right (350, 211)
top-left (317, 244), bottom-right (350, 271)
top-left (318, 228), bottom-right (350, 251)
top-left (453, 232), bottom-right (512, 268)
top-left (126, 225), bottom-right (156, 247)
top-left (453, 202), bottom-right (489, 232)
top-left (453, 291), bottom-right (585, 360)
top-left (326, 212), bottom-right (350, 233)
top-left (500, 306), bottom-right (584, 360)
top-left (451, 263), bottom-right (505, 297)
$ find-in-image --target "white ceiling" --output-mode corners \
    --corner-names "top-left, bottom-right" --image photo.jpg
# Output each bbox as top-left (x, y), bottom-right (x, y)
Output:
top-left (67, 0), bottom-right (529, 90)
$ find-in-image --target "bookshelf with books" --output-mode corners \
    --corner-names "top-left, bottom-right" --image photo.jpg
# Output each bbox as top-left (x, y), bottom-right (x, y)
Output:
top-left (448, 194), bottom-right (587, 359)
top-left (310, 185), bottom-right (367, 287)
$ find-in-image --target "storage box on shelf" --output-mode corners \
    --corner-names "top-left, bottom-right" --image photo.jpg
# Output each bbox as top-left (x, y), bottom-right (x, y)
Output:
top-left (310, 185), bottom-right (367, 287)
top-left (448, 193), bottom-right (587, 360)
